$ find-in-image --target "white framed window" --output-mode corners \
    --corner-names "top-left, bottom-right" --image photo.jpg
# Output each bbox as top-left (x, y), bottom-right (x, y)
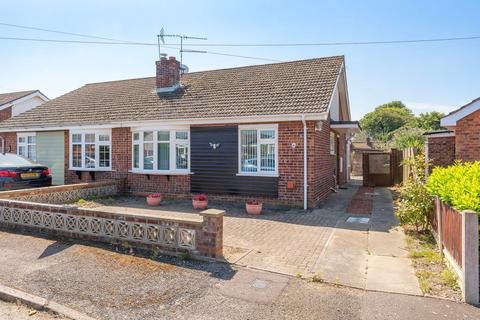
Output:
top-left (330, 131), bottom-right (336, 155)
top-left (17, 133), bottom-right (36, 161)
top-left (131, 127), bottom-right (190, 174)
top-left (69, 129), bottom-right (112, 170)
top-left (238, 125), bottom-right (278, 176)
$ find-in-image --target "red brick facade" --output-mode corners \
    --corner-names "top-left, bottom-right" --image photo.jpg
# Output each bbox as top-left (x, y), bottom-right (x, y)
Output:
top-left (455, 109), bottom-right (480, 162)
top-left (427, 136), bottom-right (455, 169)
top-left (4, 120), bottom-right (347, 208)
top-left (0, 131), bottom-right (16, 153)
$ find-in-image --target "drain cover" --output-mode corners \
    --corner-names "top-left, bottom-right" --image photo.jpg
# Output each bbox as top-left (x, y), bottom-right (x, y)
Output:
top-left (346, 217), bottom-right (370, 224)
top-left (364, 192), bottom-right (380, 196)
top-left (252, 279), bottom-right (268, 289)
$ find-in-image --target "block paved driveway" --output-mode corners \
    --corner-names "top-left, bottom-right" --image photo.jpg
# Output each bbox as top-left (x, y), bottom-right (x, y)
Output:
top-left (222, 187), bottom-right (356, 276)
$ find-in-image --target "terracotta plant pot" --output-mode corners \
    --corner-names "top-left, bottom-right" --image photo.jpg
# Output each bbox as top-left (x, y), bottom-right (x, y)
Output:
top-left (146, 195), bottom-right (162, 206)
top-left (246, 202), bottom-right (263, 215)
top-left (192, 199), bottom-right (208, 210)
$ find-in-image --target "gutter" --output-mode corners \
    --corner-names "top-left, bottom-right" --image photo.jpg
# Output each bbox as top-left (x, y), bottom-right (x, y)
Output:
top-left (301, 114), bottom-right (308, 210)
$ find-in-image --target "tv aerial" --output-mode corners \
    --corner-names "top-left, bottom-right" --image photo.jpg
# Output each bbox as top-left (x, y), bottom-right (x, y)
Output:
top-left (157, 27), bottom-right (207, 67)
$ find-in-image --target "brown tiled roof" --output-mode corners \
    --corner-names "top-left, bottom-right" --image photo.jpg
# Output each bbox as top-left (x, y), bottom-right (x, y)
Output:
top-left (0, 90), bottom-right (37, 106)
top-left (0, 56), bottom-right (344, 130)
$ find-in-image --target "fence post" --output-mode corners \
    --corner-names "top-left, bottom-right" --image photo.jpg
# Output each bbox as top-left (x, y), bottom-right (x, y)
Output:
top-left (435, 197), bottom-right (443, 256)
top-left (461, 210), bottom-right (479, 305)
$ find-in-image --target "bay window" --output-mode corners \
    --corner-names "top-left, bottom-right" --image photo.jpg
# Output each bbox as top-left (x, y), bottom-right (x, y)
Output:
top-left (132, 128), bottom-right (190, 173)
top-left (17, 133), bottom-right (36, 161)
top-left (70, 130), bottom-right (111, 170)
top-left (239, 125), bottom-right (278, 176)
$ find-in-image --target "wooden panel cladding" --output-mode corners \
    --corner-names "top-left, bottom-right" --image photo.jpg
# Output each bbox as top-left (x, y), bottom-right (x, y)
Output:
top-left (190, 126), bottom-right (278, 197)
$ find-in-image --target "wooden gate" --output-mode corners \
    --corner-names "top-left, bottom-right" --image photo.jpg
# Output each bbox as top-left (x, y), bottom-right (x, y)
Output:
top-left (363, 149), bottom-right (403, 187)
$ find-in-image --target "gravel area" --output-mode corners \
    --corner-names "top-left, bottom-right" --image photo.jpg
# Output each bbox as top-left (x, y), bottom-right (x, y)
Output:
top-left (0, 300), bottom-right (64, 320)
top-left (0, 231), bottom-right (479, 319)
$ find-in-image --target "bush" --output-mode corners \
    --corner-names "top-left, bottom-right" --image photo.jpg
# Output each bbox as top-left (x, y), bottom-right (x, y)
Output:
top-left (391, 127), bottom-right (426, 150)
top-left (395, 152), bottom-right (433, 231)
top-left (425, 162), bottom-right (480, 212)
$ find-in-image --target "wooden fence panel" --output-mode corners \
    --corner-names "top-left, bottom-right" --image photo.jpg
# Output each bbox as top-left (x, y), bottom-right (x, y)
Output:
top-left (434, 199), bottom-right (463, 266)
top-left (402, 147), bottom-right (418, 180)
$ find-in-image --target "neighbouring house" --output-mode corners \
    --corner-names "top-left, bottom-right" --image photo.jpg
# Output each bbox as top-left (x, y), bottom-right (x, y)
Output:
top-left (425, 97), bottom-right (480, 169)
top-left (0, 90), bottom-right (49, 155)
top-left (0, 56), bottom-right (359, 208)
top-left (350, 137), bottom-right (382, 177)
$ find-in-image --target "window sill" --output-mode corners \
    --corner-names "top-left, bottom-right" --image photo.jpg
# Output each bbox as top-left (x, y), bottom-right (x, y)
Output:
top-left (68, 168), bottom-right (114, 172)
top-left (129, 170), bottom-right (192, 176)
top-left (236, 173), bottom-right (279, 178)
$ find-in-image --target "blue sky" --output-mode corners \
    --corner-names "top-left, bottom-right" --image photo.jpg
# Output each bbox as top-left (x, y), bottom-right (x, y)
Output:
top-left (1, 0), bottom-right (479, 120)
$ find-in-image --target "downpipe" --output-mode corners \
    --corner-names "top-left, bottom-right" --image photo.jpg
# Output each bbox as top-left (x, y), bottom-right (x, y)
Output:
top-left (301, 115), bottom-right (308, 210)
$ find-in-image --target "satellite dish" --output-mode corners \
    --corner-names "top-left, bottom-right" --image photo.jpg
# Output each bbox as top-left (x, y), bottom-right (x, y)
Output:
top-left (180, 64), bottom-right (189, 73)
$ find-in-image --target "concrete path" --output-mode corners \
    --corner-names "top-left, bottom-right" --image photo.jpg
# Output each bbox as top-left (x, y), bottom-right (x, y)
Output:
top-left (314, 187), bottom-right (422, 295)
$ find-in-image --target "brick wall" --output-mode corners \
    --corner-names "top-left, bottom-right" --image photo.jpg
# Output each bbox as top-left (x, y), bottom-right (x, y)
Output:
top-left (0, 106), bottom-right (12, 122)
top-left (310, 120), bottom-right (337, 206)
top-left (455, 109), bottom-right (480, 162)
top-left (0, 132), bottom-right (16, 153)
top-left (427, 136), bottom-right (455, 169)
top-left (278, 121), bottom-right (310, 207)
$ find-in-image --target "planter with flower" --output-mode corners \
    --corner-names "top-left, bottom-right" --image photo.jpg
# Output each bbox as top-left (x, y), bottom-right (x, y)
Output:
top-left (246, 199), bottom-right (263, 215)
top-left (146, 193), bottom-right (162, 206)
top-left (192, 194), bottom-right (208, 210)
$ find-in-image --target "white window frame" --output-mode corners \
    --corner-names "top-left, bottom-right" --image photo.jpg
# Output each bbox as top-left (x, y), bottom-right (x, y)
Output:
top-left (330, 131), bottom-right (336, 155)
top-left (17, 132), bottom-right (36, 161)
top-left (237, 124), bottom-right (279, 177)
top-left (130, 126), bottom-right (190, 175)
top-left (69, 129), bottom-right (112, 171)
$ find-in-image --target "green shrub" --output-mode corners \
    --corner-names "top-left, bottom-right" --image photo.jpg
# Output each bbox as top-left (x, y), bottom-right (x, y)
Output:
top-left (426, 162), bottom-right (480, 212)
top-left (396, 152), bottom-right (433, 231)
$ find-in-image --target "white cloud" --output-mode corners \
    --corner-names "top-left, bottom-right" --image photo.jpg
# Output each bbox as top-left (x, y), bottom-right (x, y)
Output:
top-left (405, 101), bottom-right (457, 115)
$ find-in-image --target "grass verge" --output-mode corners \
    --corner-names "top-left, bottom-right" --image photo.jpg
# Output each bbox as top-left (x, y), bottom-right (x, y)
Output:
top-left (405, 228), bottom-right (461, 300)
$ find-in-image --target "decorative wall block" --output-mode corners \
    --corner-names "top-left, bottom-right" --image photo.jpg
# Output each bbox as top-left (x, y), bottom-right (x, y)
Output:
top-left (163, 227), bottom-right (176, 245)
top-left (178, 228), bottom-right (196, 249)
top-left (0, 203), bottom-right (202, 255)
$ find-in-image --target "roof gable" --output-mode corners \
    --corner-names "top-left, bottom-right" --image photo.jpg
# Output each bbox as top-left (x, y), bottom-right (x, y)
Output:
top-left (441, 97), bottom-right (480, 128)
top-left (0, 56), bottom-right (345, 130)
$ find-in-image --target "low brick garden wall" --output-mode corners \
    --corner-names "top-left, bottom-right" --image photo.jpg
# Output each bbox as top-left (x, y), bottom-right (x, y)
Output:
top-left (0, 180), bottom-right (119, 204)
top-left (0, 181), bottom-right (224, 259)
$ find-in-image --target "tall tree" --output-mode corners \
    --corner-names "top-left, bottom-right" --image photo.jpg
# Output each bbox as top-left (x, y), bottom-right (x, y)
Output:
top-left (359, 101), bottom-right (415, 142)
top-left (413, 111), bottom-right (445, 131)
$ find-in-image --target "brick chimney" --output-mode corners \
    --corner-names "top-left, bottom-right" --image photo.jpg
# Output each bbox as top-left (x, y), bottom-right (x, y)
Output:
top-left (155, 55), bottom-right (181, 93)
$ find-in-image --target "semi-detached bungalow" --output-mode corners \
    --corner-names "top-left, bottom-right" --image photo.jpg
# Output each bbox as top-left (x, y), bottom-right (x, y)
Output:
top-left (0, 56), bottom-right (359, 209)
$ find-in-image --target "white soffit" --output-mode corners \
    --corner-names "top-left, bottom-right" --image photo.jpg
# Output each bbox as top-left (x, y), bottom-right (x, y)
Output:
top-left (441, 98), bottom-right (480, 127)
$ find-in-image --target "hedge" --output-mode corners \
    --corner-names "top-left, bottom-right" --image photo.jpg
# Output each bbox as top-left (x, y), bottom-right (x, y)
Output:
top-left (425, 161), bottom-right (480, 212)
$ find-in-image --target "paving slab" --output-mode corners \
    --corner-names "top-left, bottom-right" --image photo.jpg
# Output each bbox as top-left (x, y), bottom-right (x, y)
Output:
top-left (366, 255), bottom-right (422, 295)
top-left (368, 227), bottom-right (409, 258)
top-left (312, 221), bottom-right (368, 289)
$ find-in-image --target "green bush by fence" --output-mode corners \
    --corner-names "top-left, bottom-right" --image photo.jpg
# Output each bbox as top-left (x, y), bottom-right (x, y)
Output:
top-left (426, 162), bottom-right (480, 212)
